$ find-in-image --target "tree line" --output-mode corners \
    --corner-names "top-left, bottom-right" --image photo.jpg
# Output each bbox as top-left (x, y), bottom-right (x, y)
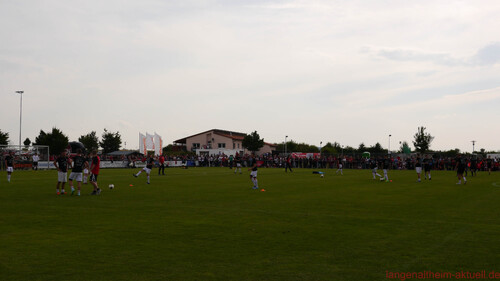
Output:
top-left (1, 126), bottom-right (498, 156)
top-left (0, 128), bottom-right (121, 155)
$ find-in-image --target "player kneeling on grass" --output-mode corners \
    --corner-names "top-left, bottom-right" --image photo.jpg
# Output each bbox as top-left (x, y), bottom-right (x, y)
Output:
top-left (69, 149), bottom-right (88, 196)
top-left (89, 150), bottom-right (101, 195)
top-left (248, 154), bottom-right (259, 190)
top-left (134, 154), bottom-right (154, 184)
top-left (54, 150), bottom-right (72, 195)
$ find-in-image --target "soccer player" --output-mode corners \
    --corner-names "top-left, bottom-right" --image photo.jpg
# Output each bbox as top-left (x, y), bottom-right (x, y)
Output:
top-left (234, 153), bottom-right (242, 174)
top-left (455, 154), bottom-right (467, 185)
top-left (370, 158), bottom-right (382, 180)
top-left (382, 155), bottom-right (390, 182)
top-left (68, 149), bottom-right (88, 196)
top-left (54, 150), bottom-right (72, 195)
top-left (32, 153), bottom-right (39, 170)
top-left (415, 155), bottom-right (423, 182)
top-left (5, 151), bottom-right (15, 182)
top-left (83, 153), bottom-right (90, 184)
top-left (89, 150), bottom-right (101, 195)
top-left (470, 156), bottom-right (478, 177)
top-left (285, 156), bottom-right (293, 173)
top-left (335, 158), bottom-right (343, 175)
top-left (134, 154), bottom-right (154, 184)
top-left (248, 154), bottom-right (259, 190)
top-left (423, 155), bottom-right (432, 180)
top-left (158, 154), bottom-right (165, 175)
top-left (486, 156), bottom-right (493, 175)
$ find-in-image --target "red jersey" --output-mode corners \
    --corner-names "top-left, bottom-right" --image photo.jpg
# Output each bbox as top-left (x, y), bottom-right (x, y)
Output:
top-left (91, 155), bottom-right (100, 175)
top-left (159, 156), bottom-right (165, 164)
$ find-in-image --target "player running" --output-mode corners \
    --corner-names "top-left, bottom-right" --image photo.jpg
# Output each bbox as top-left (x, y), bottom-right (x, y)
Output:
top-left (370, 158), bottom-right (382, 180)
top-left (5, 151), bottom-right (15, 182)
top-left (134, 154), bottom-right (154, 184)
top-left (54, 150), bottom-right (72, 195)
top-left (248, 154), bottom-right (259, 190)
top-left (89, 150), bottom-right (101, 195)
top-left (382, 155), bottom-right (390, 182)
top-left (69, 149), bottom-right (88, 196)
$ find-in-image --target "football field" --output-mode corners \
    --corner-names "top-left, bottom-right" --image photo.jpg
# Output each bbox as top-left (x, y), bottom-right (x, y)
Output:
top-left (1, 168), bottom-right (500, 281)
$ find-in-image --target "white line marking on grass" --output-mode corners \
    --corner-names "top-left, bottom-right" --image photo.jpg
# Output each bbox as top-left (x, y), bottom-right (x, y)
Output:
top-left (492, 182), bottom-right (500, 187)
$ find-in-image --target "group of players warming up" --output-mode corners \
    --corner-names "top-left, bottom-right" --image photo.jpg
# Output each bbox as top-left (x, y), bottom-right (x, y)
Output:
top-left (2, 150), bottom-right (497, 194)
top-left (53, 149), bottom-right (101, 196)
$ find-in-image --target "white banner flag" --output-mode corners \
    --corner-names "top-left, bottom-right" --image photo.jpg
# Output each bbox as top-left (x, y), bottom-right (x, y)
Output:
top-left (139, 133), bottom-right (146, 155)
top-left (154, 133), bottom-right (163, 156)
top-left (146, 133), bottom-right (155, 151)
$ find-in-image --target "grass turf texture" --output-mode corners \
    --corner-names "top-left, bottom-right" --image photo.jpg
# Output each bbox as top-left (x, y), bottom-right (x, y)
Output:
top-left (1, 168), bottom-right (500, 281)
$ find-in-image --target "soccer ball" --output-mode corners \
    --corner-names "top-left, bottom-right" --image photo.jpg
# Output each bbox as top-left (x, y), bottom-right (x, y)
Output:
top-left (109, 184), bottom-right (114, 189)
top-left (320, 174), bottom-right (324, 178)
top-left (380, 177), bottom-right (385, 181)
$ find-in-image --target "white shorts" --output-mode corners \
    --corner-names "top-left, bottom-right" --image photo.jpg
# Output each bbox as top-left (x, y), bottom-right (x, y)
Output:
top-left (58, 172), bottom-right (68, 183)
top-left (338, 164), bottom-right (343, 169)
top-left (69, 172), bottom-right (83, 182)
top-left (83, 169), bottom-right (89, 174)
top-left (372, 168), bottom-right (378, 173)
top-left (143, 167), bottom-right (151, 174)
top-left (236, 163), bottom-right (241, 167)
top-left (416, 167), bottom-right (422, 174)
top-left (250, 171), bottom-right (258, 178)
top-left (7, 167), bottom-right (13, 173)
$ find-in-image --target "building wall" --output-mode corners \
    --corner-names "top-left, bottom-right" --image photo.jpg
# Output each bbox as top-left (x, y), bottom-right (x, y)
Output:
top-left (185, 130), bottom-right (275, 155)
top-left (258, 144), bottom-right (275, 155)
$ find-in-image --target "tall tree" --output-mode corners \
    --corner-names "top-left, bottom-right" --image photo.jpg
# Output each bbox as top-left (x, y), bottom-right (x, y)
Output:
top-left (23, 137), bottom-right (31, 148)
top-left (79, 131), bottom-right (99, 152)
top-left (399, 141), bottom-right (411, 154)
top-left (358, 143), bottom-right (366, 152)
top-left (0, 130), bottom-right (9, 145)
top-left (367, 142), bottom-right (385, 154)
top-left (242, 131), bottom-right (264, 153)
top-left (99, 129), bottom-right (122, 154)
top-left (413, 126), bottom-right (434, 153)
top-left (34, 127), bottom-right (69, 155)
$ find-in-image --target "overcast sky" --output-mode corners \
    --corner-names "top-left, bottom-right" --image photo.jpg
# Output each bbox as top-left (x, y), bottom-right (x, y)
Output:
top-left (1, 0), bottom-right (499, 152)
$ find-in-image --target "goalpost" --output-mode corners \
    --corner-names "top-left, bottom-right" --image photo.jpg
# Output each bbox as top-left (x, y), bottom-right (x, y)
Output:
top-left (0, 145), bottom-right (50, 170)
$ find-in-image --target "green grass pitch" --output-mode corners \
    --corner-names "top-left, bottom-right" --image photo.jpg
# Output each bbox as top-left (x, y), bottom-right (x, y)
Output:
top-left (1, 168), bottom-right (500, 281)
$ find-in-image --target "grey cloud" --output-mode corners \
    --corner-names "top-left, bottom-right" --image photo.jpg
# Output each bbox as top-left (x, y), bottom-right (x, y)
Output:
top-left (471, 42), bottom-right (500, 66)
top-left (375, 49), bottom-right (464, 66)
top-left (367, 42), bottom-right (500, 67)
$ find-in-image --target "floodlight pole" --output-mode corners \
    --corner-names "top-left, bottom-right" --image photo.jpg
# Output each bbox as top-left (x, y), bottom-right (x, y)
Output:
top-left (388, 134), bottom-right (392, 155)
top-left (15, 91), bottom-right (24, 150)
top-left (471, 140), bottom-right (476, 154)
top-left (284, 136), bottom-right (288, 156)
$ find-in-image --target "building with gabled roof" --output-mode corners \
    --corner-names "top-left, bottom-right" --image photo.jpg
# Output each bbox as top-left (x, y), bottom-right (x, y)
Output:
top-left (173, 129), bottom-right (276, 156)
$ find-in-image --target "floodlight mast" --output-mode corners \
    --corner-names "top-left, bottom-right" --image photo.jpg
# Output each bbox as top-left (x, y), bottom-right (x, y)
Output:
top-left (388, 134), bottom-right (392, 155)
top-left (15, 91), bottom-right (24, 150)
